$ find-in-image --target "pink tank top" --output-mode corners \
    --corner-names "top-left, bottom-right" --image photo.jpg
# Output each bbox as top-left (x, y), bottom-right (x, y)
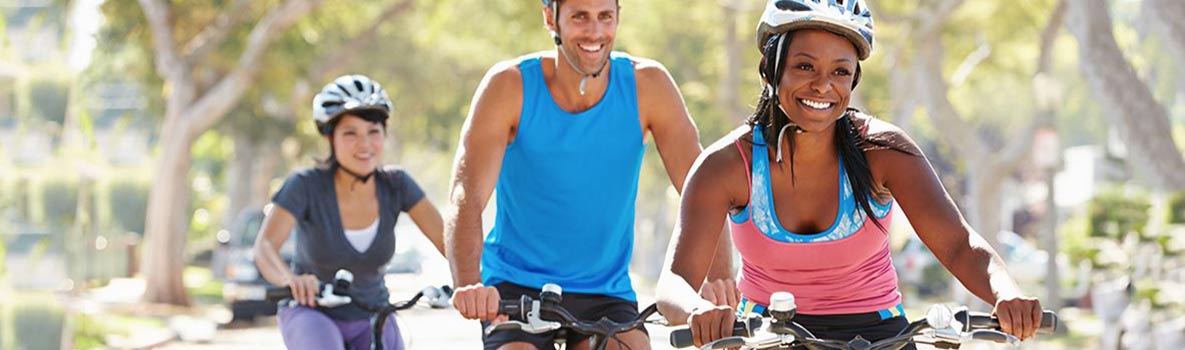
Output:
top-left (730, 126), bottom-right (901, 315)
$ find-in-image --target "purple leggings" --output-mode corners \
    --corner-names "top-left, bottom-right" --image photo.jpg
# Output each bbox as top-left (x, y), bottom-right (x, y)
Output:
top-left (278, 305), bottom-right (405, 350)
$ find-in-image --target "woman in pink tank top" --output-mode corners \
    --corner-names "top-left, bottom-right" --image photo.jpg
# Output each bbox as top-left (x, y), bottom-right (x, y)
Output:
top-left (655, 0), bottom-right (1044, 348)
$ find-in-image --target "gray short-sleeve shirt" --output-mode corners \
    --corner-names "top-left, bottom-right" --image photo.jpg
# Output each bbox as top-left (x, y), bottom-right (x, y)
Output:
top-left (272, 165), bottom-right (425, 320)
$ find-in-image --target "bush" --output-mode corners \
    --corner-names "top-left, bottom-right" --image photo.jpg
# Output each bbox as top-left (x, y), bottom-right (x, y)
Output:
top-left (1, 293), bottom-right (65, 350)
top-left (25, 77), bottom-right (69, 127)
top-left (40, 178), bottom-right (79, 229)
top-left (107, 179), bottom-right (148, 234)
top-left (1167, 192), bottom-right (1185, 224)
top-left (1088, 186), bottom-right (1149, 238)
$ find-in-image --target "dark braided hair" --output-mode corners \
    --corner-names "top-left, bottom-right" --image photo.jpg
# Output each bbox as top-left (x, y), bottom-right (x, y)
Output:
top-left (746, 31), bottom-right (902, 232)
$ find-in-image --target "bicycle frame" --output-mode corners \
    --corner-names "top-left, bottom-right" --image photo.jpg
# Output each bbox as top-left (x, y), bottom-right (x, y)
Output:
top-left (266, 269), bottom-right (453, 350)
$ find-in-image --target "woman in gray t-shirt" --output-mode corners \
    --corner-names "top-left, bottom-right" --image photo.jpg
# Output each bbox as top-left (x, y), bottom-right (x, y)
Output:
top-left (253, 75), bottom-right (446, 350)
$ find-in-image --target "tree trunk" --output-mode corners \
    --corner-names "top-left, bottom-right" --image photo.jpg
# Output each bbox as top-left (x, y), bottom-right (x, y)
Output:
top-left (141, 127), bottom-right (196, 305)
top-left (224, 134), bottom-right (257, 230)
top-left (136, 0), bottom-right (321, 305)
top-left (913, 8), bottom-right (1041, 250)
top-left (887, 60), bottom-right (917, 133)
top-left (720, 0), bottom-right (747, 124)
top-left (253, 145), bottom-right (280, 210)
top-left (1147, 0), bottom-right (1185, 60)
top-left (1065, 0), bottom-right (1185, 190)
top-left (966, 167), bottom-right (1004, 248)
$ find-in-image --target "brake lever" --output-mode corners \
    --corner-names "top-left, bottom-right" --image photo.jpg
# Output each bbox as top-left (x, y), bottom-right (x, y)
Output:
top-left (315, 283), bottom-right (352, 308)
top-left (484, 299), bottom-right (562, 336)
top-left (748, 333), bottom-right (798, 350)
top-left (700, 332), bottom-right (796, 350)
top-left (701, 336), bottom-right (747, 350)
top-left (966, 329), bottom-right (1020, 347)
top-left (422, 285), bottom-right (453, 309)
top-left (484, 321), bottom-right (528, 335)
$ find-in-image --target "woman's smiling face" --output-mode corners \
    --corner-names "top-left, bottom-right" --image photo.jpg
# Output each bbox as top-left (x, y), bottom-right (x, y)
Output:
top-left (775, 29), bottom-right (859, 133)
top-left (331, 113), bottom-right (385, 175)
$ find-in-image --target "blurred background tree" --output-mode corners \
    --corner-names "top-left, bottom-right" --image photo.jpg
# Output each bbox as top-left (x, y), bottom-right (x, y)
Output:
top-left (0, 0), bottom-right (1180, 322)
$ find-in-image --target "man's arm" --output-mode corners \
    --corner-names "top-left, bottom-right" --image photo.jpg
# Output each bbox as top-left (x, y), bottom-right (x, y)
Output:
top-left (635, 59), bottom-right (738, 306)
top-left (446, 61), bottom-right (522, 321)
top-left (634, 59), bottom-right (701, 193)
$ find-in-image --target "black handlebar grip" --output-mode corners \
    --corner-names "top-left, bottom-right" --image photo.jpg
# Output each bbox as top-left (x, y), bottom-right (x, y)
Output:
top-left (499, 299), bottom-right (524, 320)
top-left (265, 286), bottom-right (293, 302)
top-left (1039, 310), bottom-right (1058, 333)
top-left (669, 328), bottom-right (694, 348)
top-left (959, 310), bottom-right (1059, 334)
top-left (669, 318), bottom-right (760, 348)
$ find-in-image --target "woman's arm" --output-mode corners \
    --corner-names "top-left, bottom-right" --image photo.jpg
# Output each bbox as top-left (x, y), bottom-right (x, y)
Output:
top-left (406, 198), bottom-right (446, 257)
top-left (873, 136), bottom-right (1042, 339)
top-left (252, 205), bottom-right (319, 306)
top-left (656, 135), bottom-right (749, 346)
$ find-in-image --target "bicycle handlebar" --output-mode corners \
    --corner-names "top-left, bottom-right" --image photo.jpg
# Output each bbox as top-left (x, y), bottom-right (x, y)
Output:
top-left (263, 269), bottom-right (454, 350)
top-left (669, 304), bottom-right (1059, 350)
top-left (484, 283), bottom-right (661, 350)
top-left (953, 309), bottom-right (1058, 334)
top-left (668, 317), bottom-right (763, 348)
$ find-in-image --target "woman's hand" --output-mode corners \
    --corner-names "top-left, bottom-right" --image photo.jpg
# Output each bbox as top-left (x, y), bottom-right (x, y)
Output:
top-left (287, 274), bottom-right (321, 307)
top-left (687, 303), bottom-right (736, 348)
top-left (700, 278), bottom-right (740, 309)
top-left (993, 295), bottom-right (1042, 340)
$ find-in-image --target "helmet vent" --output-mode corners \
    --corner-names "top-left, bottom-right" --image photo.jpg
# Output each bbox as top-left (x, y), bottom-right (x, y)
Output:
top-left (353, 79), bottom-right (365, 91)
top-left (776, 0), bottom-right (811, 11)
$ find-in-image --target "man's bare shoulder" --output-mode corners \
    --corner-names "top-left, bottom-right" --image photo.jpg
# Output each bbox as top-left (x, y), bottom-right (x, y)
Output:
top-left (627, 54), bottom-right (674, 84)
top-left (480, 57), bottom-right (527, 92)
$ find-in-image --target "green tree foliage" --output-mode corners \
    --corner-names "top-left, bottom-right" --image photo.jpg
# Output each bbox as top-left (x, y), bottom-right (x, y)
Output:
top-left (1088, 186), bottom-right (1150, 238)
top-left (79, 0), bottom-right (1185, 293)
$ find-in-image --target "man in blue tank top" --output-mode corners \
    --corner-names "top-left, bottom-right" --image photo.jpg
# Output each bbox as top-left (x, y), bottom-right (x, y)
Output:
top-left (445, 0), bottom-right (727, 348)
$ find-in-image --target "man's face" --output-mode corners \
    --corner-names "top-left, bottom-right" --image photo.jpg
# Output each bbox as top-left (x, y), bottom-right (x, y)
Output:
top-left (545, 0), bottom-right (618, 73)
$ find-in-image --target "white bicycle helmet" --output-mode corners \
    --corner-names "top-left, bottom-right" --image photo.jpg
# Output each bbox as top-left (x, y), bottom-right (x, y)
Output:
top-left (312, 74), bottom-right (393, 135)
top-left (756, 0), bottom-right (875, 60)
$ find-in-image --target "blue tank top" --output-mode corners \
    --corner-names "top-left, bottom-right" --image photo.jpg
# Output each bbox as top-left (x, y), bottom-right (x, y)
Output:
top-left (481, 52), bottom-right (644, 301)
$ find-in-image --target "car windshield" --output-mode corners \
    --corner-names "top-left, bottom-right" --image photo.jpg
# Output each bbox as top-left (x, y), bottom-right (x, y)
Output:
top-left (239, 215), bottom-right (263, 246)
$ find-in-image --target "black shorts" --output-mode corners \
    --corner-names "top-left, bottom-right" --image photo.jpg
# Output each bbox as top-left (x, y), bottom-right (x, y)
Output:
top-left (481, 282), bottom-right (647, 350)
top-left (791, 313), bottom-right (914, 350)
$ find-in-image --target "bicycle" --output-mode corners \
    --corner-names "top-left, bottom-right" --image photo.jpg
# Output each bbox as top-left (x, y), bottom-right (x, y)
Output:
top-left (669, 292), bottom-right (1059, 350)
top-left (265, 269), bottom-right (454, 350)
top-left (484, 283), bottom-right (682, 350)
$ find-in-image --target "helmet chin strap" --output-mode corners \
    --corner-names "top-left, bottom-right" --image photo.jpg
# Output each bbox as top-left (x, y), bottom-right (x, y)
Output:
top-left (557, 44), bottom-right (608, 96)
top-left (774, 96), bottom-right (805, 164)
top-left (554, 29), bottom-right (608, 96)
top-left (333, 161), bottom-right (374, 188)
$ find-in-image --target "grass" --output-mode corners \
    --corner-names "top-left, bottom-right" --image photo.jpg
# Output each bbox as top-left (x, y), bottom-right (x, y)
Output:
top-left (71, 312), bottom-right (165, 350)
top-left (184, 266), bottom-right (224, 305)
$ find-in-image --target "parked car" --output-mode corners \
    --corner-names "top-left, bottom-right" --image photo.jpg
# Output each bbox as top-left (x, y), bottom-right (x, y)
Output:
top-left (213, 207), bottom-right (293, 322)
